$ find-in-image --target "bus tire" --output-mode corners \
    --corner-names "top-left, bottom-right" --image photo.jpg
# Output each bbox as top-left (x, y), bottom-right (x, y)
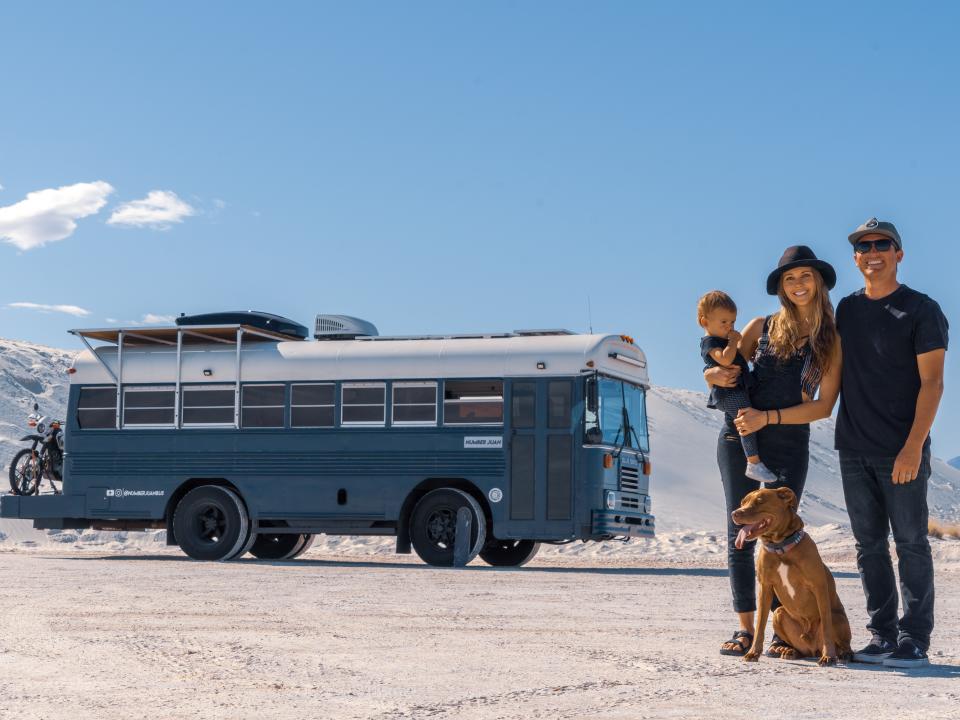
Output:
top-left (172, 486), bottom-right (250, 562)
top-left (230, 527), bottom-right (259, 560)
top-left (249, 533), bottom-right (307, 560)
top-left (479, 539), bottom-right (541, 567)
top-left (289, 534), bottom-right (315, 560)
top-left (409, 488), bottom-right (486, 567)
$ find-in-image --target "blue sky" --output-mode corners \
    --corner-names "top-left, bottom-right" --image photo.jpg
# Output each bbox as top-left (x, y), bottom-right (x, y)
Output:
top-left (1, 2), bottom-right (958, 458)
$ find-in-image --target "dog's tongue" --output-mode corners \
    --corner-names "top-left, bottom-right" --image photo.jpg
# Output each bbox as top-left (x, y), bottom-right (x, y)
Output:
top-left (735, 523), bottom-right (759, 549)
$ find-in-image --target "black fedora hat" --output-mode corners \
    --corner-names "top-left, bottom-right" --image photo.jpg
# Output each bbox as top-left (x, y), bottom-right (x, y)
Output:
top-left (766, 245), bottom-right (837, 296)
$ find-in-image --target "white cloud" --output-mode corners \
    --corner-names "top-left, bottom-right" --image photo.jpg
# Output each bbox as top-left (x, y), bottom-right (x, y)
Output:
top-left (108, 190), bottom-right (196, 229)
top-left (9, 302), bottom-right (91, 317)
top-left (0, 181), bottom-right (114, 251)
top-left (141, 313), bottom-right (175, 324)
top-left (104, 313), bottom-right (176, 326)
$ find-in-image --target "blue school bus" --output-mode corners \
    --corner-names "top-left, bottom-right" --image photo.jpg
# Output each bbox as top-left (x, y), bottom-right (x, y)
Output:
top-left (1, 312), bottom-right (654, 566)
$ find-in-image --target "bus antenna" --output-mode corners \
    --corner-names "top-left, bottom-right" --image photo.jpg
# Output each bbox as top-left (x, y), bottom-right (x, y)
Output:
top-left (587, 296), bottom-right (593, 334)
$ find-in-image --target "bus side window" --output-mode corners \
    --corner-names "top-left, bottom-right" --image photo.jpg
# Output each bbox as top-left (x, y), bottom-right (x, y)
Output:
top-left (241, 384), bottom-right (285, 428)
top-left (77, 387), bottom-right (117, 429)
top-left (341, 383), bottom-right (386, 426)
top-left (393, 382), bottom-right (437, 426)
top-left (444, 380), bottom-right (503, 425)
top-left (291, 384), bottom-right (335, 427)
top-left (123, 386), bottom-right (176, 427)
top-left (182, 385), bottom-right (235, 426)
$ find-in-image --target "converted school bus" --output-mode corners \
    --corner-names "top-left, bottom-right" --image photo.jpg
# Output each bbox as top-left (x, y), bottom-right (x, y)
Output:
top-left (1, 312), bottom-right (655, 566)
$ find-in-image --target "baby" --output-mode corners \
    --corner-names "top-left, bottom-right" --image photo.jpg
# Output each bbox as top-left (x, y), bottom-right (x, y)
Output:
top-left (698, 291), bottom-right (777, 483)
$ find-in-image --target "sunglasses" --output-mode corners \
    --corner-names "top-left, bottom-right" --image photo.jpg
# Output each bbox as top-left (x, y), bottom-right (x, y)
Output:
top-left (854, 238), bottom-right (896, 254)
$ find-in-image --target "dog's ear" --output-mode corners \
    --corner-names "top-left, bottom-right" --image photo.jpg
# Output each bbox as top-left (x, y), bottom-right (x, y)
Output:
top-left (776, 487), bottom-right (798, 512)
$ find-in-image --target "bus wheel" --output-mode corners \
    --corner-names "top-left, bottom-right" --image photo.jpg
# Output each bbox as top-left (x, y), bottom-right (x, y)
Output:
top-left (173, 486), bottom-right (250, 562)
top-left (479, 539), bottom-right (541, 567)
top-left (289, 534), bottom-right (315, 560)
top-left (230, 527), bottom-right (259, 560)
top-left (409, 489), bottom-right (487, 567)
top-left (249, 533), bottom-right (308, 560)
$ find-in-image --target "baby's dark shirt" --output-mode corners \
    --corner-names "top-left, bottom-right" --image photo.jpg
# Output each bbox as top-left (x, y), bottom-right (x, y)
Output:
top-left (701, 335), bottom-right (750, 410)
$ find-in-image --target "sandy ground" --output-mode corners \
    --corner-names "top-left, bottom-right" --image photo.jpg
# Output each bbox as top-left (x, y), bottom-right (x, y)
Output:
top-left (1, 547), bottom-right (958, 720)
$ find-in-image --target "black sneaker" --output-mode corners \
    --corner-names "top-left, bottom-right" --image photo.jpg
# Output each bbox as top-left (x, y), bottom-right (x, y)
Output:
top-left (883, 639), bottom-right (929, 668)
top-left (852, 637), bottom-right (896, 664)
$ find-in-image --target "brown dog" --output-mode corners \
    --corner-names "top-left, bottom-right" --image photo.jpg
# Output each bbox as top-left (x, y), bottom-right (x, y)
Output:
top-left (731, 487), bottom-right (852, 665)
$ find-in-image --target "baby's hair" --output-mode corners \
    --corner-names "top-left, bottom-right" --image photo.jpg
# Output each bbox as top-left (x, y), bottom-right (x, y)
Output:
top-left (697, 290), bottom-right (737, 321)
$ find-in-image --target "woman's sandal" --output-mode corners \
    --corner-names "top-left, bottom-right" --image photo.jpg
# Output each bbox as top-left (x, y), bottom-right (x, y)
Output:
top-left (765, 634), bottom-right (795, 658)
top-left (719, 630), bottom-right (754, 656)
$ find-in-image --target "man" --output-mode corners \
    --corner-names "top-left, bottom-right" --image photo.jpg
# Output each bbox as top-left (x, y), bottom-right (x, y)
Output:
top-left (837, 217), bottom-right (948, 668)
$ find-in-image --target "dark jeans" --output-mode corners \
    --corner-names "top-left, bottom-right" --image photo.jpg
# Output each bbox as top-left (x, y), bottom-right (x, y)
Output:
top-left (718, 423), bottom-right (809, 613)
top-left (839, 448), bottom-right (934, 651)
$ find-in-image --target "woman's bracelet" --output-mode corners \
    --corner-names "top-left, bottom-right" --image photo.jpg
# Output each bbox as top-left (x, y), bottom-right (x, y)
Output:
top-left (765, 410), bottom-right (770, 427)
top-left (776, 409), bottom-right (782, 425)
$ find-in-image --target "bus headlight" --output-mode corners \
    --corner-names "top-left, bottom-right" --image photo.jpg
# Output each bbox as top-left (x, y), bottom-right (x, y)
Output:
top-left (605, 491), bottom-right (617, 510)
top-left (644, 496), bottom-right (652, 514)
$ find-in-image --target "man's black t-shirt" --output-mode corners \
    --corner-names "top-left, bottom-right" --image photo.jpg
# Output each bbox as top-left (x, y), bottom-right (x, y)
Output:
top-left (835, 284), bottom-right (949, 455)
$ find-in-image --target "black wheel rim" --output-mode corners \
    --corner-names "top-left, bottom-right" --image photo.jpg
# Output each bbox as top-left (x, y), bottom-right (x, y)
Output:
top-left (425, 507), bottom-right (457, 549)
top-left (194, 503), bottom-right (227, 545)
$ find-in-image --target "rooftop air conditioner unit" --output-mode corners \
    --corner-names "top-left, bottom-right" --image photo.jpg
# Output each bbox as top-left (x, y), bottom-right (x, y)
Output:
top-left (314, 315), bottom-right (379, 340)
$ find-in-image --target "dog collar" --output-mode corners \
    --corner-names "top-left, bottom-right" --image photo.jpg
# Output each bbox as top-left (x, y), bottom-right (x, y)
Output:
top-left (763, 529), bottom-right (805, 555)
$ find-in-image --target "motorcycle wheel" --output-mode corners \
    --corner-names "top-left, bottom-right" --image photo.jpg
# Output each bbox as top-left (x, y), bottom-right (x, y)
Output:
top-left (9, 449), bottom-right (42, 496)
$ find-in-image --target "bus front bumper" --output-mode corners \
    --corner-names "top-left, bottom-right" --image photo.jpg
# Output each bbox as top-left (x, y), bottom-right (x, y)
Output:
top-left (592, 509), bottom-right (655, 538)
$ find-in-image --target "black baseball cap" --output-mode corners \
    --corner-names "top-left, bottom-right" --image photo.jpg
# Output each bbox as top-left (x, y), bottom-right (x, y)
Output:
top-left (848, 217), bottom-right (902, 250)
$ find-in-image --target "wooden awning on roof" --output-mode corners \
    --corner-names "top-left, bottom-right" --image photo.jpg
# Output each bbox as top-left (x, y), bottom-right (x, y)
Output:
top-left (70, 324), bottom-right (296, 347)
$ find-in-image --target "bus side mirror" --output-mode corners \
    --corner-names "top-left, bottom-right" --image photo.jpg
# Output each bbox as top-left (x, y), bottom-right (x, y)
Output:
top-left (586, 381), bottom-right (597, 414)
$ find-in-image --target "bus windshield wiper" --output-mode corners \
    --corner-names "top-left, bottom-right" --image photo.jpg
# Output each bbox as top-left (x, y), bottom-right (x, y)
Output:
top-left (612, 383), bottom-right (630, 458)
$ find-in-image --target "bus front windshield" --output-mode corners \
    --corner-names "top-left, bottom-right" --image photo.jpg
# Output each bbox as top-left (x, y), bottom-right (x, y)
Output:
top-left (585, 376), bottom-right (649, 453)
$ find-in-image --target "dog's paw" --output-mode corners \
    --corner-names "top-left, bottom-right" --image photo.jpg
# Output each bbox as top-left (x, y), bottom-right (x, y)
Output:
top-left (818, 654), bottom-right (838, 666)
top-left (780, 648), bottom-right (801, 660)
top-left (743, 651), bottom-right (761, 663)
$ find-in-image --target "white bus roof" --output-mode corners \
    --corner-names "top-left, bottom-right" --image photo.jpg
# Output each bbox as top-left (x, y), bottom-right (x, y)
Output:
top-left (70, 326), bottom-right (650, 387)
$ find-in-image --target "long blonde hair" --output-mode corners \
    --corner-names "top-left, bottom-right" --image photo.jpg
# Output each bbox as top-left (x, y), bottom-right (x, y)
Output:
top-left (767, 268), bottom-right (837, 376)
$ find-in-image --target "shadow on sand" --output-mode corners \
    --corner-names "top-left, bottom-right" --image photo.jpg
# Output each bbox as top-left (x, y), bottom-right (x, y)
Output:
top-left (45, 553), bottom-right (741, 577)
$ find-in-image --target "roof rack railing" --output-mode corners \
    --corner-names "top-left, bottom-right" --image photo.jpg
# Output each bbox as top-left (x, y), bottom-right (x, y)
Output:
top-left (69, 324), bottom-right (293, 431)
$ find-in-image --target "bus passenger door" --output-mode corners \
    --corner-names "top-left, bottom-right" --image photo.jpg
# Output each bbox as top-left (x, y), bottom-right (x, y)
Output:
top-left (508, 379), bottom-right (575, 537)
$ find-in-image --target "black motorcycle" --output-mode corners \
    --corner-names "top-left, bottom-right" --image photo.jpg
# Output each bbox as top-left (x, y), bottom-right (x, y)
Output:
top-left (8, 403), bottom-right (64, 496)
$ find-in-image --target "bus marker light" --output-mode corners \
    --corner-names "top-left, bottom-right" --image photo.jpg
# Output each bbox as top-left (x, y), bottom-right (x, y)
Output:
top-left (643, 460), bottom-right (651, 475)
top-left (602, 454), bottom-right (613, 469)
top-left (67, 368), bottom-right (76, 374)
top-left (585, 360), bottom-right (594, 367)
top-left (536, 361), bottom-right (546, 370)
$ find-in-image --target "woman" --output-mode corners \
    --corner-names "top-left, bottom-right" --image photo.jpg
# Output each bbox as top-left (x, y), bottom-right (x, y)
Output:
top-left (708, 246), bottom-right (843, 657)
